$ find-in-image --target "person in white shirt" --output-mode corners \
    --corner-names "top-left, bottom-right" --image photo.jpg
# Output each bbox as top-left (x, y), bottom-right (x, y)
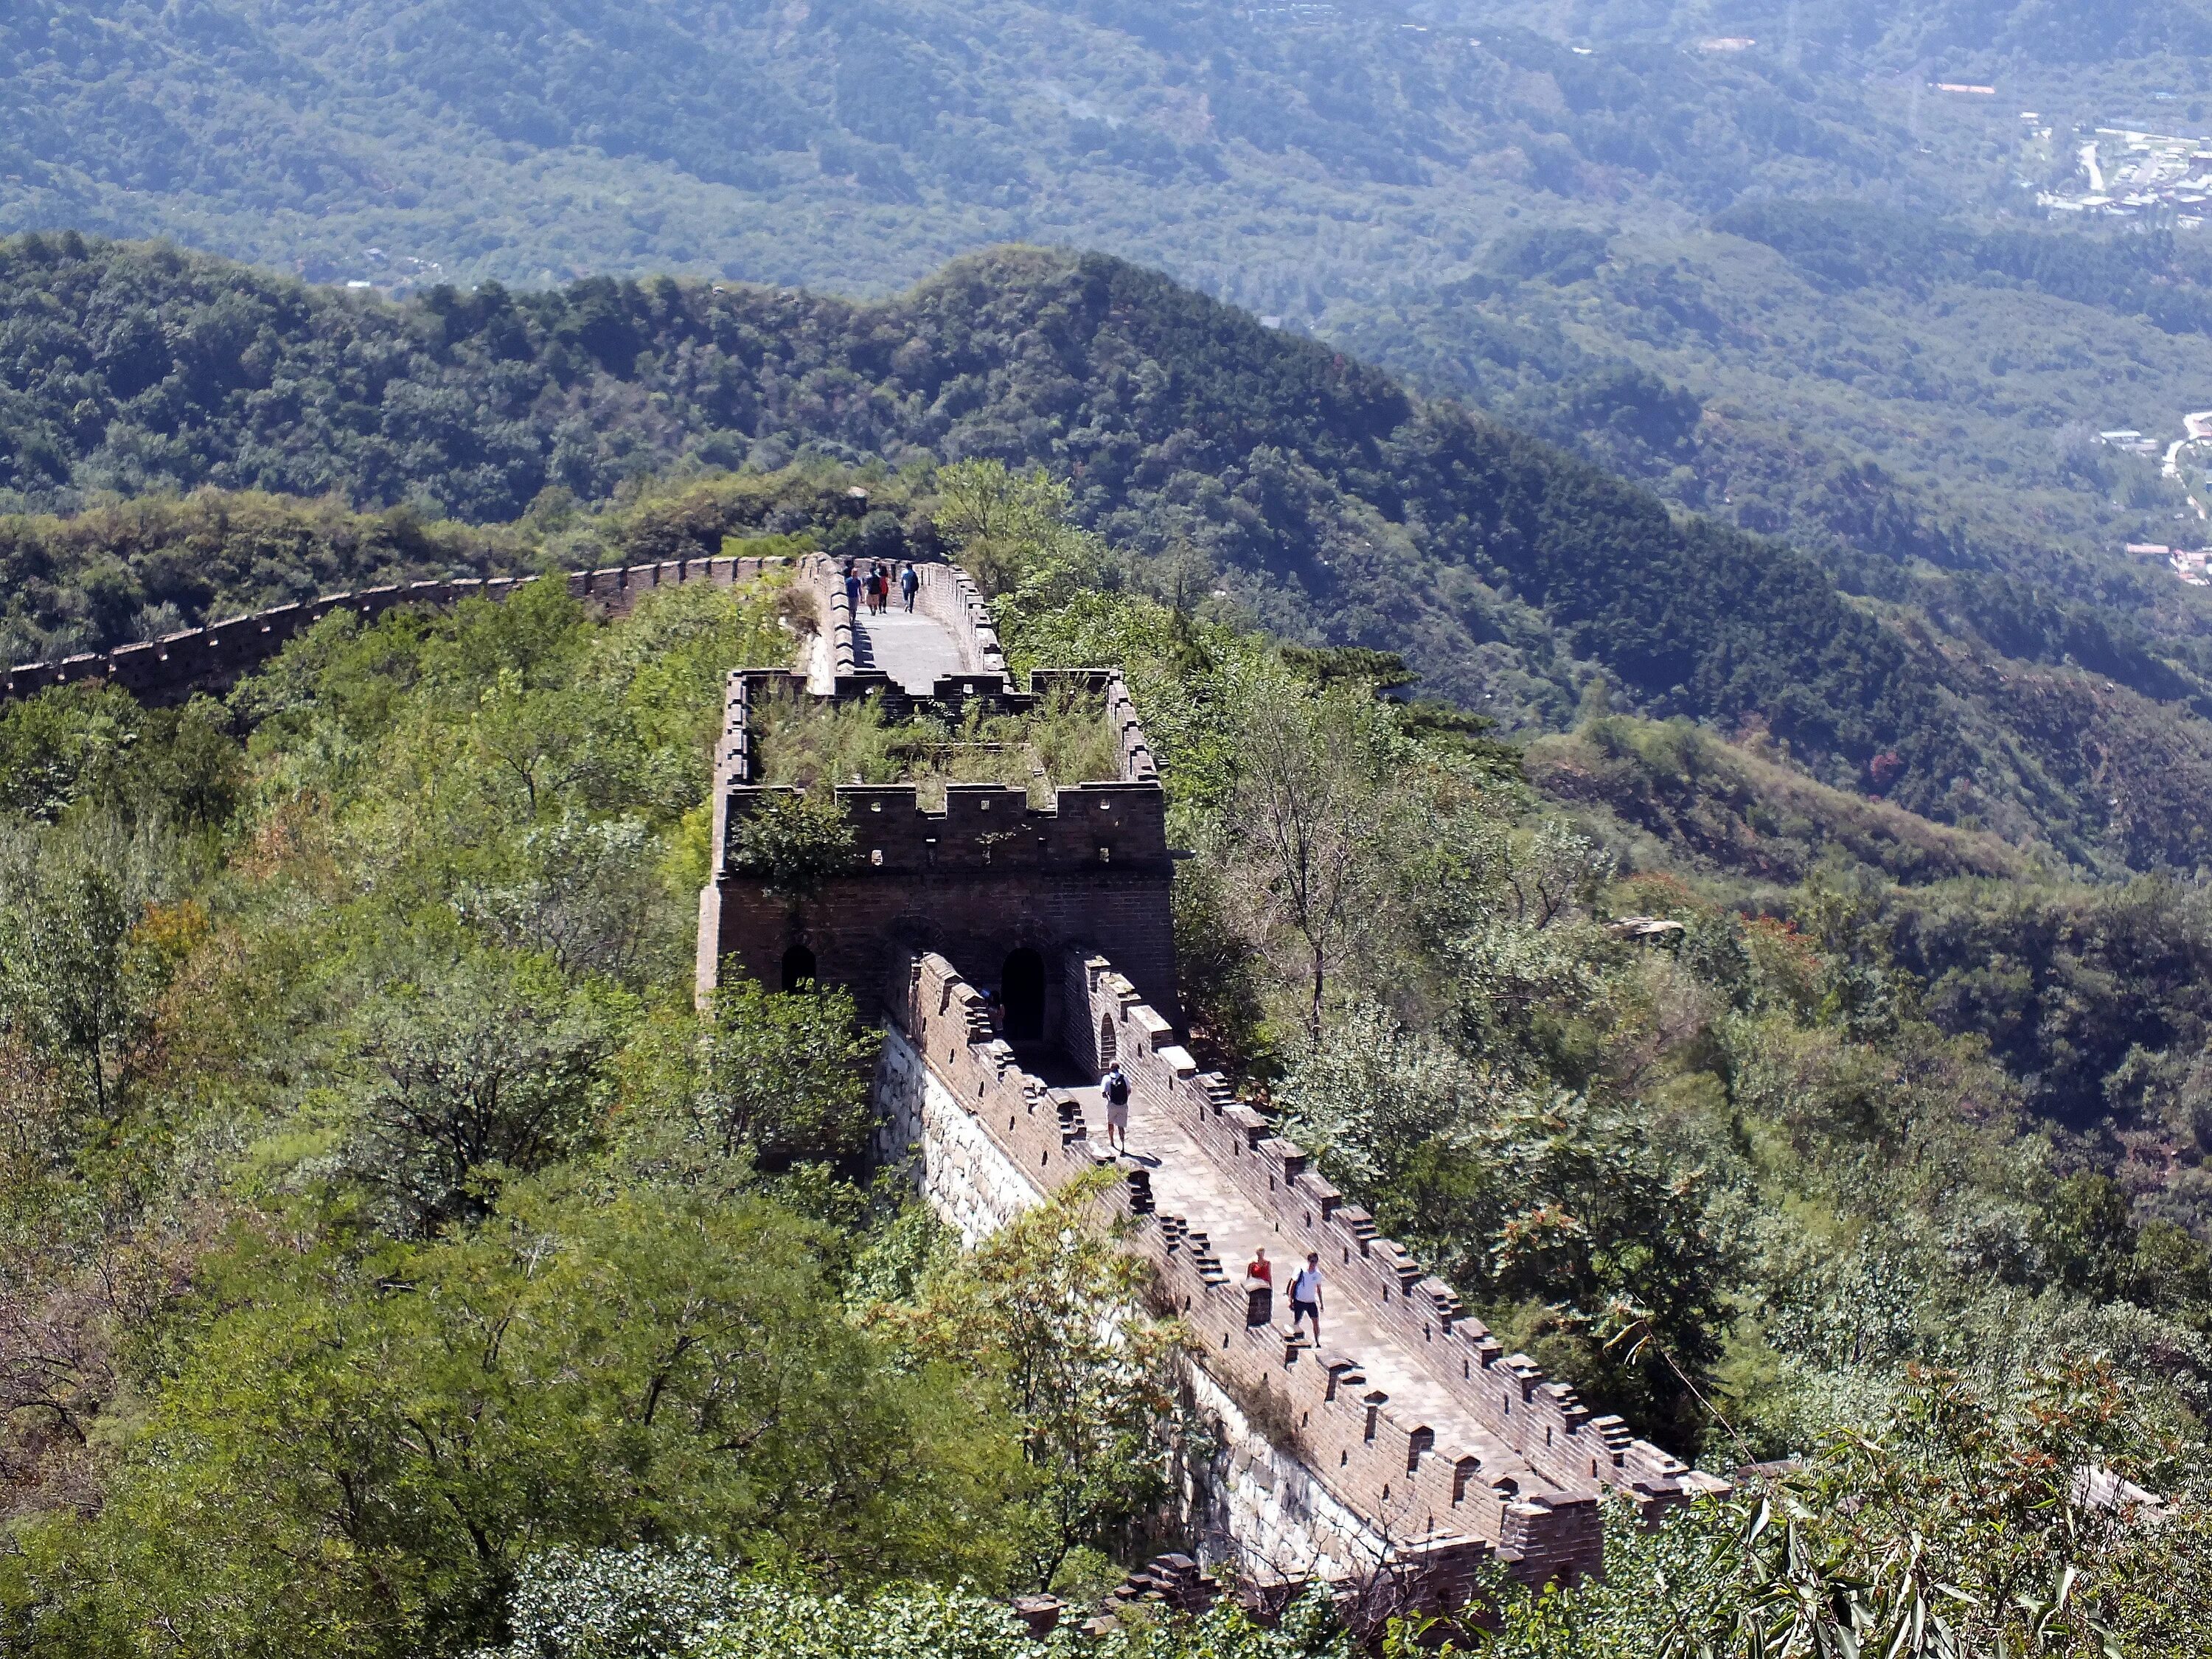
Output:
top-left (1290, 1252), bottom-right (1324, 1341)
top-left (1101, 1062), bottom-right (1131, 1152)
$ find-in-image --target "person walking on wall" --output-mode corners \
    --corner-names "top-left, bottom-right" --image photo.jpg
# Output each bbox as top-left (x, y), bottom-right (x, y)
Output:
top-left (844, 562), bottom-right (861, 616)
top-left (900, 561), bottom-right (918, 613)
top-left (1102, 1060), bottom-right (1131, 1154)
top-left (1246, 1248), bottom-right (1271, 1284)
top-left (1290, 1252), bottom-right (1324, 1343)
top-left (868, 565), bottom-right (887, 615)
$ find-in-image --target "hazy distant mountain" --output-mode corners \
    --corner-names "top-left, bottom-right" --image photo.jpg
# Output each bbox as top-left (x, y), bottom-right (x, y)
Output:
top-left (0, 1), bottom-right (1980, 297)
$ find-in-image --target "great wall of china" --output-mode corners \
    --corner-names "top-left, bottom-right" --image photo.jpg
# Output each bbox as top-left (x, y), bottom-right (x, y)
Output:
top-left (700, 558), bottom-right (1729, 1616)
top-left (0, 556), bottom-right (785, 704)
top-left (7, 550), bottom-right (1728, 1621)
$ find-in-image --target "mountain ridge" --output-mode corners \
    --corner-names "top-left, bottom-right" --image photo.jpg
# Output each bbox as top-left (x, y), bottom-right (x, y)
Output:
top-left (8, 234), bottom-right (2212, 872)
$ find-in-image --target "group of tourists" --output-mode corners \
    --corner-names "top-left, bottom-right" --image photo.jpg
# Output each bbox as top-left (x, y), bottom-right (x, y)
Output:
top-left (845, 558), bottom-right (919, 616)
top-left (1099, 1060), bottom-right (1327, 1342)
top-left (1245, 1246), bottom-right (1326, 1343)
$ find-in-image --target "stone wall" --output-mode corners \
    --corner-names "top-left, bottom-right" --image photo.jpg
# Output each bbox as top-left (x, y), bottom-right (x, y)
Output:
top-left (2, 554), bottom-right (792, 706)
top-left (799, 555), bottom-right (1009, 698)
top-left (911, 561), bottom-right (1009, 681)
top-left (1179, 1360), bottom-right (1399, 1588)
top-left (872, 1023), bottom-right (1046, 1246)
top-left (870, 999), bottom-right (1433, 1607)
top-left (885, 950), bottom-right (1593, 1604)
top-left (1071, 955), bottom-right (1723, 1525)
top-left (698, 658), bottom-right (1178, 1020)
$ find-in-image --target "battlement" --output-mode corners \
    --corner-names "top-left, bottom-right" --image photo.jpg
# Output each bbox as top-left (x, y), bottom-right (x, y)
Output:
top-left (2, 554), bottom-right (793, 706)
top-left (1057, 956), bottom-right (1719, 1519)
top-left (712, 661), bottom-right (1165, 880)
top-left (698, 561), bottom-right (1177, 1018)
top-left (882, 949), bottom-right (1686, 1600)
top-left (806, 554), bottom-right (1007, 690)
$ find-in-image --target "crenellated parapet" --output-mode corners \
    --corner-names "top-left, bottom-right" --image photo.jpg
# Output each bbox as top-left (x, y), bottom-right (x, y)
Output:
top-left (1060, 955), bottom-right (1724, 1520)
top-left (917, 559), bottom-right (1009, 680)
top-left (880, 948), bottom-right (1726, 1606)
top-left (796, 554), bottom-right (1007, 692)
top-left (698, 620), bottom-right (1178, 1017)
top-left (3, 554), bottom-right (793, 706)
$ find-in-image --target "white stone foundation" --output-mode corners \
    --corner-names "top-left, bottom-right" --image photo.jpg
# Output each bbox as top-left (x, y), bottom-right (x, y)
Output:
top-left (1179, 1361), bottom-right (1394, 1587)
top-left (872, 1024), bottom-right (1044, 1245)
top-left (875, 1026), bottom-right (1404, 1591)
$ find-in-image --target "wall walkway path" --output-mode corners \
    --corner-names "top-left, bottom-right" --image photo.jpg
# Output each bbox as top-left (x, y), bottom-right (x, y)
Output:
top-left (877, 950), bottom-right (1730, 1611)
top-left (855, 607), bottom-right (967, 695)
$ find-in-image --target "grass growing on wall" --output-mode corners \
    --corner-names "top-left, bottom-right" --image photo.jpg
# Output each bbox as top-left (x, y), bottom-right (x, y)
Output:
top-left (752, 682), bottom-right (1121, 808)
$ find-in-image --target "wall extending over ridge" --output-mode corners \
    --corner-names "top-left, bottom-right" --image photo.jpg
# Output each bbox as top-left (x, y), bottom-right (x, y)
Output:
top-left (1, 554), bottom-right (793, 705)
top-left (809, 554), bottom-right (1010, 689)
top-left (879, 949), bottom-right (1731, 1607)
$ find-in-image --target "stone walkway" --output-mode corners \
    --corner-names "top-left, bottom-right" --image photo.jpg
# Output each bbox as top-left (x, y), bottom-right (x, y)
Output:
top-left (1038, 1062), bottom-right (1545, 1501)
top-left (855, 607), bottom-right (966, 695)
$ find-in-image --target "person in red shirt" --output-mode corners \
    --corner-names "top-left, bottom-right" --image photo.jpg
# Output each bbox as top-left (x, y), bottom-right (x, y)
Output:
top-left (1246, 1248), bottom-right (1272, 1284)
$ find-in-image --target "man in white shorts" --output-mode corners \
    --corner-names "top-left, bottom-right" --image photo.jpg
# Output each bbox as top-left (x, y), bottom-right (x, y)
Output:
top-left (1102, 1062), bottom-right (1131, 1152)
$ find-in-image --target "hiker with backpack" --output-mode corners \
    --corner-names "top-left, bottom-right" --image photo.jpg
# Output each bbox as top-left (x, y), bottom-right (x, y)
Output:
top-left (1102, 1061), bottom-right (1131, 1152)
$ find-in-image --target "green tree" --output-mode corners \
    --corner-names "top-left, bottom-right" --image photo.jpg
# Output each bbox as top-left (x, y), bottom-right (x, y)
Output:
top-left (21, 1178), bottom-right (1021, 1659)
top-left (694, 976), bottom-right (879, 1168)
top-left (1275, 1003), bottom-right (1478, 1191)
top-left (1479, 1360), bottom-right (2190, 1659)
top-left (1226, 681), bottom-right (1405, 1044)
top-left (0, 827), bottom-right (161, 1132)
top-left (933, 459), bottom-right (1102, 607)
top-left (337, 946), bottom-right (617, 1230)
top-left (870, 1174), bottom-right (1184, 1590)
top-left (724, 791), bottom-right (856, 900)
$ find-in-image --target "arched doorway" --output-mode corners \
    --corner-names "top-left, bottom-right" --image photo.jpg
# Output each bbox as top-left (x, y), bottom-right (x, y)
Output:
top-left (1001, 947), bottom-right (1046, 1042)
top-left (781, 944), bottom-right (818, 992)
top-left (1098, 1012), bottom-right (1118, 1067)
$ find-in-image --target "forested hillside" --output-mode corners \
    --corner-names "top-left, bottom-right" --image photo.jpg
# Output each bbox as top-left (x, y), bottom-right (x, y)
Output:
top-left (0, 1), bottom-right (1979, 298)
top-left (8, 0), bottom-right (2212, 594)
top-left (1492, 0), bottom-right (2212, 63)
top-left (2, 462), bottom-right (2208, 1656)
top-left (15, 0), bottom-right (2212, 833)
top-left (1323, 211), bottom-right (2212, 589)
top-left (4, 8), bottom-right (2212, 1649)
top-left (10, 236), bottom-right (2212, 873)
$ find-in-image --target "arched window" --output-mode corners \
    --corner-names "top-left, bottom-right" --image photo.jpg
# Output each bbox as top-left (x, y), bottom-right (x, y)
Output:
top-left (1098, 1012), bottom-right (1118, 1067)
top-left (781, 944), bottom-right (818, 992)
top-left (1001, 947), bottom-right (1045, 1042)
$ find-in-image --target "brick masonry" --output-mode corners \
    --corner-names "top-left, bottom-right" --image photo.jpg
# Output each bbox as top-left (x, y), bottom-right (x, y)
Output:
top-left (1, 554), bottom-right (793, 706)
top-left (869, 988), bottom-right (1411, 1596)
top-left (879, 949), bottom-right (1671, 1604)
top-left (695, 557), bottom-right (1176, 1021)
top-left (696, 555), bottom-right (1728, 1609)
top-left (872, 1023), bottom-right (1046, 1246)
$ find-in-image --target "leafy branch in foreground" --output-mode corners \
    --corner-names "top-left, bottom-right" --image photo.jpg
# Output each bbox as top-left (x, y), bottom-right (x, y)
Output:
top-left (726, 790), bottom-right (856, 900)
top-left (1477, 1359), bottom-right (2189, 1659)
top-left (865, 1172), bottom-right (1187, 1593)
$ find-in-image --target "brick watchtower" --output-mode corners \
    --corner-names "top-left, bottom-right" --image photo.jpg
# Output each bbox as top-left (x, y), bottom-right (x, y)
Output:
top-left (695, 560), bottom-right (1178, 1033)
